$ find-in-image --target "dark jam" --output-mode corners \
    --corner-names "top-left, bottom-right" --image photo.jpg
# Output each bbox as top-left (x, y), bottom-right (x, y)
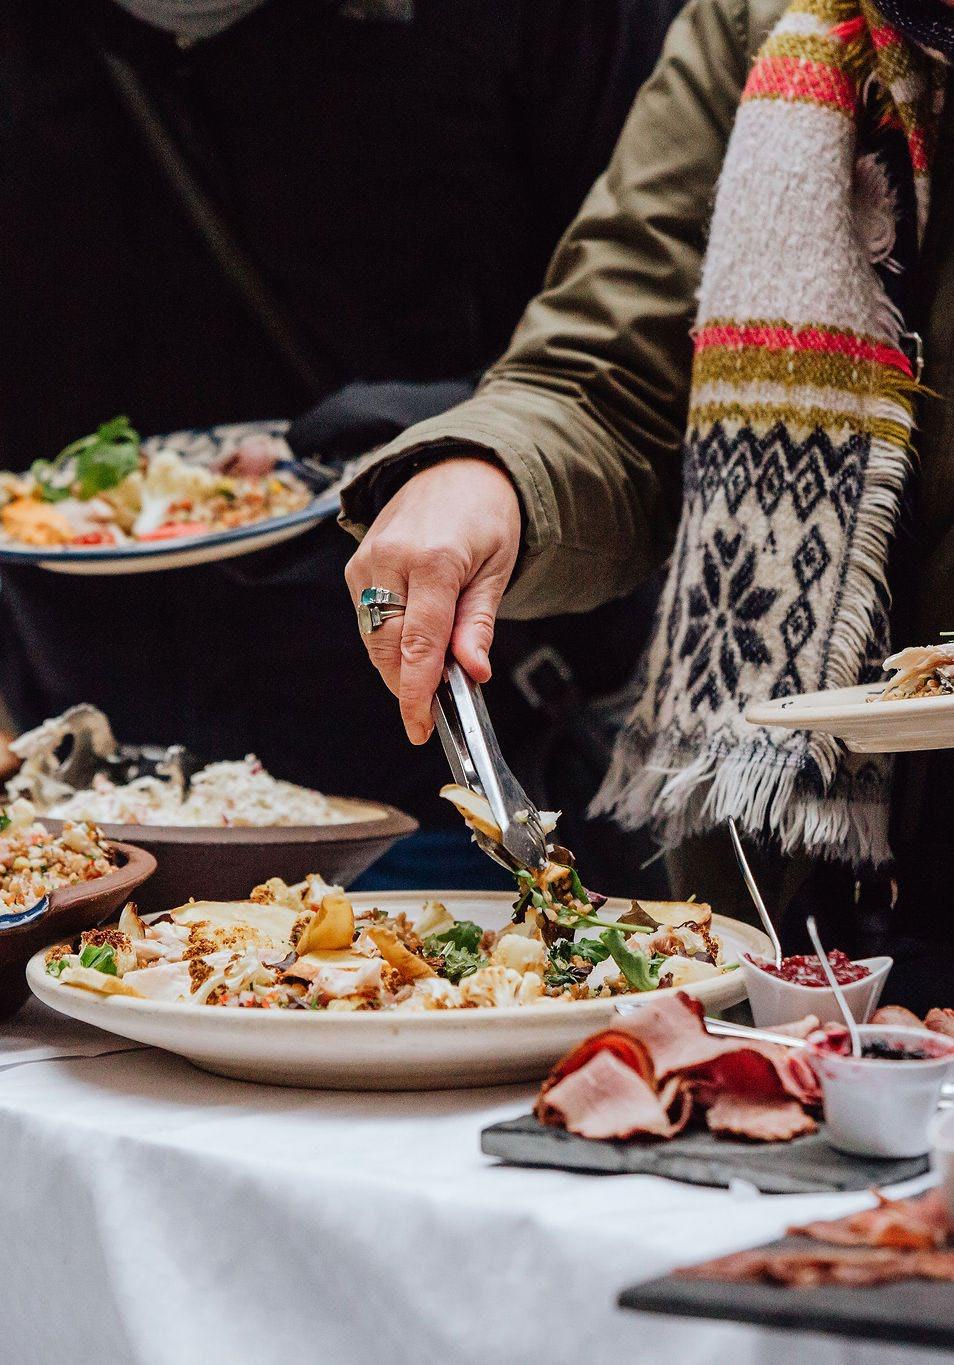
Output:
top-left (746, 949), bottom-right (871, 987)
top-left (861, 1039), bottom-right (931, 1061)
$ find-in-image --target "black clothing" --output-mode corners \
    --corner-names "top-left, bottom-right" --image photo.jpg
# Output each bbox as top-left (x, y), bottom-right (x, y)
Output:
top-left (0, 0), bottom-right (681, 834)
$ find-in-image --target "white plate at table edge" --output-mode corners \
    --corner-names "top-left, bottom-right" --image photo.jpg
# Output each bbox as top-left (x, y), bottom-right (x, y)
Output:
top-left (746, 682), bottom-right (954, 753)
top-left (26, 890), bottom-right (769, 1091)
top-left (0, 487), bottom-right (341, 575)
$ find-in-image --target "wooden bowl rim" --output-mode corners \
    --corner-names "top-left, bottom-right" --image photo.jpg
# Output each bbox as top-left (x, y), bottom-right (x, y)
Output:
top-left (41, 800), bottom-right (418, 848)
top-left (0, 839), bottom-right (157, 939)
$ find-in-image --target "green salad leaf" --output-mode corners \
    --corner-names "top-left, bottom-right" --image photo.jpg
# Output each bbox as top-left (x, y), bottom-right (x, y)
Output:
top-left (423, 919), bottom-right (486, 984)
top-left (34, 416), bottom-right (141, 503)
top-left (0, 811), bottom-right (10, 834)
top-left (602, 929), bottom-right (666, 992)
top-left (46, 956), bottom-right (71, 978)
top-left (78, 942), bottom-right (118, 976)
top-left (545, 935), bottom-right (610, 988)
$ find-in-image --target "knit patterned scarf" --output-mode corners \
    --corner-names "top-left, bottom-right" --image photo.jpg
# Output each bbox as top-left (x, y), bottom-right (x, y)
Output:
top-left (594, 0), bottom-right (946, 866)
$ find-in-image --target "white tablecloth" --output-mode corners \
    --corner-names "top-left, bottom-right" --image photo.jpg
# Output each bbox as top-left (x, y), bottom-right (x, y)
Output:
top-left (0, 1000), bottom-right (942, 1365)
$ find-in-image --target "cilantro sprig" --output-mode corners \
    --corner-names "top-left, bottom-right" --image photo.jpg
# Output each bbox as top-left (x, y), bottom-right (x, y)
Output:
top-left (32, 416), bottom-right (140, 503)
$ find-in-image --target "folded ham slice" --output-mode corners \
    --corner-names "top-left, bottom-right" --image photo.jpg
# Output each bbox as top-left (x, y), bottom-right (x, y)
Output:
top-left (536, 992), bottom-right (819, 1143)
top-left (540, 1050), bottom-right (692, 1140)
top-left (926, 1008), bottom-right (954, 1039)
top-left (871, 1005), bottom-right (923, 1030)
top-left (614, 992), bottom-right (820, 1105)
top-left (789, 1192), bottom-right (950, 1251)
top-left (705, 1095), bottom-right (815, 1141)
top-left (677, 1246), bottom-right (954, 1287)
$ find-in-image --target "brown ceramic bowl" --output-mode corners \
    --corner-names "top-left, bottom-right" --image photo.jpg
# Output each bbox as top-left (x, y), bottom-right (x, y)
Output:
top-left (43, 798), bottom-right (417, 916)
top-left (0, 840), bottom-right (156, 1018)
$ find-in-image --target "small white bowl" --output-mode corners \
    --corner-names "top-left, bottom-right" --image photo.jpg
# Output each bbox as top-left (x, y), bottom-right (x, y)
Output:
top-left (929, 1108), bottom-right (954, 1224)
top-left (812, 1025), bottom-right (954, 1158)
top-left (740, 954), bottom-right (891, 1030)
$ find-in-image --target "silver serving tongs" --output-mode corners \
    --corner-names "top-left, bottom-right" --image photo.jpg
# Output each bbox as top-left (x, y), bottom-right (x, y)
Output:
top-left (432, 660), bottom-right (549, 875)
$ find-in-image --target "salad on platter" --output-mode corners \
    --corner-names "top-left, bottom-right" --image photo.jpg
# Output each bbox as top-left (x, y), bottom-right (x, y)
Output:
top-left (42, 785), bottom-right (733, 1011)
top-left (0, 800), bottom-right (115, 916)
top-left (879, 642), bottom-right (954, 701)
top-left (0, 417), bottom-right (312, 550)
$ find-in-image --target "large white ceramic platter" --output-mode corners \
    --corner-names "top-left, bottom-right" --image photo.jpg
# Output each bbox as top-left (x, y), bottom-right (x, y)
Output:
top-left (746, 683), bottom-right (954, 754)
top-left (0, 421), bottom-right (340, 575)
top-left (27, 891), bottom-right (768, 1091)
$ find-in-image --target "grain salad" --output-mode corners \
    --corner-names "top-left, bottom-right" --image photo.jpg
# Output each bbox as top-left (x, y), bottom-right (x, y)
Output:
top-left (0, 799), bottom-right (115, 913)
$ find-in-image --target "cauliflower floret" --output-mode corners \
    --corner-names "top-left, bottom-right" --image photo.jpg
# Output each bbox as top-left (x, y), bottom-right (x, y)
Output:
top-left (659, 956), bottom-right (722, 988)
top-left (143, 448), bottom-right (217, 501)
top-left (398, 977), bottom-right (462, 1010)
top-left (459, 965), bottom-right (539, 1007)
top-left (490, 932), bottom-right (547, 977)
top-left (250, 877), bottom-right (305, 913)
top-left (411, 899), bottom-right (454, 938)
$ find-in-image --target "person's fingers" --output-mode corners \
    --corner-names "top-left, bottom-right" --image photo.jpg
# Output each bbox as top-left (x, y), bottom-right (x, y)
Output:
top-left (398, 563), bottom-right (459, 743)
top-left (344, 548), bottom-right (407, 698)
top-left (450, 569), bottom-right (509, 684)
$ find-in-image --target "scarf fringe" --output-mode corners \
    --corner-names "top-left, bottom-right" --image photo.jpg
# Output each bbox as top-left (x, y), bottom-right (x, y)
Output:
top-left (592, 408), bottom-right (913, 869)
top-left (820, 411), bottom-right (912, 693)
top-left (591, 732), bottom-right (891, 866)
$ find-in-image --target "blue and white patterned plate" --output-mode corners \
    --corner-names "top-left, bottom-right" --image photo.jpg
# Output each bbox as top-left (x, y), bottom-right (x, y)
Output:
top-left (0, 421), bottom-right (341, 576)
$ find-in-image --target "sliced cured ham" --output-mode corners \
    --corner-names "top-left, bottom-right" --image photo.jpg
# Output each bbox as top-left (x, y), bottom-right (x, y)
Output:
top-left (925, 1008), bottom-right (954, 1038)
top-left (539, 1051), bottom-right (691, 1139)
top-left (614, 992), bottom-right (820, 1105)
top-left (789, 1192), bottom-right (950, 1251)
top-left (871, 1005), bottom-right (924, 1029)
top-left (678, 1246), bottom-right (954, 1287)
top-left (536, 992), bottom-right (820, 1143)
top-left (705, 1095), bottom-right (816, 1141)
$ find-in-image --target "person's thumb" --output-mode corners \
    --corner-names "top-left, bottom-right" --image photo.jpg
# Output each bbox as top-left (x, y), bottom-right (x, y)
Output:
top-left (450, 571), bottom-right (507, 683)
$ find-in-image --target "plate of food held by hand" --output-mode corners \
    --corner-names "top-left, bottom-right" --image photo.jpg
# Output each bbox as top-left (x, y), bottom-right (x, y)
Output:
top-left (0, 418), bottom-right (340, 574)
top-left (745, 642), bottom-right (954, 753)
top-left (27, 806), bottom-right (768, 1089)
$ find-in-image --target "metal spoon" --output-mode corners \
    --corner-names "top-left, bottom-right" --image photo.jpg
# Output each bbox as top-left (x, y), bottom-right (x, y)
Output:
top-left (727, 818), bottom-right (782, 968)
top-left (806, 914), bottom-right (862, 1058)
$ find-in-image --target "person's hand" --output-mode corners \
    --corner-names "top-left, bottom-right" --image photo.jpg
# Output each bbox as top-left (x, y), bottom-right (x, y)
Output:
top-left (345, 458), bottom-right (521, 744)
top-left (0, 731), bottom-right (20, 782)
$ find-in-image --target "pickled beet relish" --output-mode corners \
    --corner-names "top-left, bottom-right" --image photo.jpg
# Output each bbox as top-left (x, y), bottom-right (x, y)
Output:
top-left (746, 949), bottom-right (870, 986)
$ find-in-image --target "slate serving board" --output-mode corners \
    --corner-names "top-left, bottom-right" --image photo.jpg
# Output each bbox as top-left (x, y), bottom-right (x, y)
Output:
top-left (480, 1114), bottom-right (929, 1194)
top-left (618, 1235), bottom-right (954, 1349)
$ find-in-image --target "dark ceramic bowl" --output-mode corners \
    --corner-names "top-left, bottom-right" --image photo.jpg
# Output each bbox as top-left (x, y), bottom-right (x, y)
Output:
top-left (0, 840), bottom-right (157, 1018)
top-left (43, 799), bottom-right (417, 915)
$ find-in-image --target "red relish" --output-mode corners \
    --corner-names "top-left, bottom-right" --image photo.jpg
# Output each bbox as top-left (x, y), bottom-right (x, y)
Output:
top-left (746, 948), bottom-right (870, 987)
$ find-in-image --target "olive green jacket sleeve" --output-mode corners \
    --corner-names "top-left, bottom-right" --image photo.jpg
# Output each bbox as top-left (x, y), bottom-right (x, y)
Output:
top-left (338, 0), bottom-right (784, 618)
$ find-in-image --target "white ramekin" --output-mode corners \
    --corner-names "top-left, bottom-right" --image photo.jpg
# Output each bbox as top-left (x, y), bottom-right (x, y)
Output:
top-left (740, 954), bottom-right (892, 1029)
top-left (812, 1025), bottom-right (954, 1158)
